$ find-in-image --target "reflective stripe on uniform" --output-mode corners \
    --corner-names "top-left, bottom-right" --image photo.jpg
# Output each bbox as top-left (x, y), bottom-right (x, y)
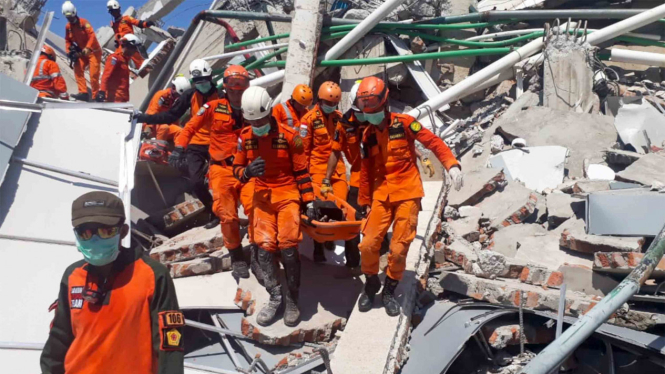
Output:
top-left (31, 59), bottom-right (51, 81)
top-left (280, 102), bottom-right (294, 128)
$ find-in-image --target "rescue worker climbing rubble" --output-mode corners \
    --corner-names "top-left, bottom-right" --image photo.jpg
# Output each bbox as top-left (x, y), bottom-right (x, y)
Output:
top-left (272, 83), bottom-right (314, 129)
top-left (301, 81), bottom-right (346, 262)
top-left (355, 77), bottom-right (463, 316)
top-left (97, 33), bottom-right (139, 103)
top-left (172, 65), bottom-right (257, 280)
top-left (233, 86), bottom-right (315, 327)
top-left (62, 1), bottom-right (102, 102)
top-left (30, 45), bottom-right (69, 100)
top-left (143, 76), bottom-right (191, 142)
top-left (135, 59), bottom-right (220, 229)
top-left (107, 0), bottom-right (154, 70)
top-left (40, 191), bottom-right (183, 374)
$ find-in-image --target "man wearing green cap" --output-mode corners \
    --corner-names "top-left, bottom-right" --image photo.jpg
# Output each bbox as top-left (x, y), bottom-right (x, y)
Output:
top-left (40, 191), bottom-right (184, 374)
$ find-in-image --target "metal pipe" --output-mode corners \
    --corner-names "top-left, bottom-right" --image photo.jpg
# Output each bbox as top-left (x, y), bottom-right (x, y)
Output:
top-left (203, 43), bottom-right (288, 61)
top-left (183, 362), bottom-right (242, 374)
top-left (556, 284), bottom-right (567, 338)
top-left (243, 46), bottom-right (288, 71)
top-left (24, 11), bottom-right (53, 84)
top-left (0, 234), bottom-right (75, 247)
top-left (211, 314), bottom-right (242, 371)
top-left (12, 157), bottom-right (119, 187)
top-left (0, 342), bottom-right (44, 350)
top-left (185, 319), bottom-right (251, 341)
top-left (523, 221), bottom-right (665, 373)
top-left (39, 97), bottom-right (135, 114)
top-left (417, 9), bottom-right (649, 24)
top-left (610, 48), bottom-right (665, 67)
top-left (203, 9), bottom-right (403, 26)
top-left (585, 6), bottom-right (665, 46)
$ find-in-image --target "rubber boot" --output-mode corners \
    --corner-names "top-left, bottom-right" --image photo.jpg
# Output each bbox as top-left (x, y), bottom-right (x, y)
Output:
top-left (382, 276), bottom-right (400, 317)
top-left (281, 247), bottom-right (301, 327)
top-left (256, 249), bottom-right (282, 326)
top-left (230, 247), bottom-right (249, 279)
top-left (71, 92), bottom-right (89, 102)
top-left (204, 215), bottom-right (220, 229)
top-left (313, 241), bottom-right (326, 263)
top-left (249, 244), bottom-right (264, 285)
top-left (324, 241), bottom-right (336, 251)
top-left (358, 274), bottom-right (381, 312)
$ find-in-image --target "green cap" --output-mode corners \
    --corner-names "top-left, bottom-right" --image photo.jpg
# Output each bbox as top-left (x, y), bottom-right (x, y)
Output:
top-left (71, 191), bottom-right (125, 227)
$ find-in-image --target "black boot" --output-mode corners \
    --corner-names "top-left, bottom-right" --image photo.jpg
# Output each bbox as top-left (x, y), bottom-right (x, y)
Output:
top-left (71, 92), bottom-right (89, 102)
top-left (230, 247), bottom-right (249, 279)
top-left (324, 241), bottom-right (336, 251)
top-left (313, 241), bottom-right (326, 263)
top-left (281, 247), bottom-right (301, 327)
top-left (249, 244), bottom-right (264, 284)
top-left (204, 215), bottom-right (220, 229)
top-left (382, 276), bottom-right (400, 317)
top-left (358, 274), bottom-right (381, 312)
top-left (256, 249), bottom-right (282, 326)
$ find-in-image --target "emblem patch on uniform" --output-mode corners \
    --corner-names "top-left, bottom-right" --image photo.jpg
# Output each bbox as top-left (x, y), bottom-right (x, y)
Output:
top-left (312, 119), bottom-right (325, 130)
top-left (110, 57), bottom-right (117, 66)
top-left (299, 124), bottom-right (308, 137)
top-left (245, 138), bottom-right (258, 150)
top-left (162, 311), bottom-right (185, 327)
top-left (70, 286), bottom-right (84, 309)
top-left (158, 97), bottom-right (165, 107)
top-left (389, 126), bottom-right (406, 140)
top-left (272, 138), bottom-right (288, 149)
top-left (293, 135), bottom-right (303, 151)
top-left (409, 121), bottom-right (422, 133)
top-left (214, 103), bottom-right (229, 114)
top-left (237, 137), bottom-right (243, 151)
top-left (197, 103), bottom-right (209, 116)
top-left (166, 329), bottom-right (182, 347)
top-left (391, 117), bottom-right (402, 127)
top-left (159, 311), bottom-right (185, 351)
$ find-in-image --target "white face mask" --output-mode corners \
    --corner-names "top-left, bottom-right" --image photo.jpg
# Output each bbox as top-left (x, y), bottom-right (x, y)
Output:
top-left (253, 123), bottom-right (271, 137)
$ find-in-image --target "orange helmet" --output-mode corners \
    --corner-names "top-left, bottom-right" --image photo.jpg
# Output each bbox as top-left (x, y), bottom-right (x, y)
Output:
top-left (317, 81), bottom-right (342, 104)
top-left (41, 45), bottom-right (55, 59)
top-left (357, 76), bottom-right (388, 113)
top-left (223, 65), bottom-right (250, 91)
top-left (291, 84), bottom-right (313, 107)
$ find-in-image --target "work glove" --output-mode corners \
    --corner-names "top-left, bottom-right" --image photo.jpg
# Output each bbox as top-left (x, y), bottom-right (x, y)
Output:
top-left (302, 202), bottom-right (316, 221)
top-left (243, 157), bottom-right (266, 180)
top-left (146, 20), bottom-right (156, 28)
top-left (168, 146), bottom-right (185, 168)
top-left (133, 111), bottom-right (148, 123)
top-left (448, 167), bottom-right (463, 191)
top-left (422, 157), bottom-right (435, 178)
top-left (320, 178), bottom-right (333, 198)
top-left (356, 205), bottom-right (370, 221)
top-left (81, 48), bottom-right (91, 57)
top-left (95, 91), bottom-right (106, 102)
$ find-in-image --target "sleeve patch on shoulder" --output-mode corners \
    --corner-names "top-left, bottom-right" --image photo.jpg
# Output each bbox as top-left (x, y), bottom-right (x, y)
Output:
top-left (196, 105), bottom-right (208, 116)
top-left (299, 124), bottom-right (308, 137)
top-left (110, 57), bottom-right (117, 66)
top-left (409, 121), bottom-right (422, 133)
top-left (158, 311), bottom-right (184, 351)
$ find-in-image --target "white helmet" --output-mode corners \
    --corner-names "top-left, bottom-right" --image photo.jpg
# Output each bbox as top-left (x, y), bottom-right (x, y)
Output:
top-left (107, 0), bottom-right (120, 10)
top-left (242, 86), bottom-right (273, 121)
top-left (121, 33), bottom-right (140, 46)
top-left (62, 1), bottom-right (76, 17)
top-left (189, 59), bottom-right (212, 79)
top-left (349, 80), bottom-right (361, 111)
top-left (172, 76), bottom-right (191, 95)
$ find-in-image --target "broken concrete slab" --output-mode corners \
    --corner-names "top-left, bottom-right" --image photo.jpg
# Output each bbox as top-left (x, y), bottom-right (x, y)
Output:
top-left (476, 182), bottom-right (540, 232)
top-left (235, 259), bottom-right (362, 345)
top-left (616, 153), bottom-right (665, 186)
top-left (174, 270), bottom-right (238, 309)
top-left (481, 320), bottom-right (556, 349)
top-left (559, 218), bottom-right (644, 254)
top-left (543, 42), bottom-right (594, 113)
top-left (489, 146), bottom-right (568, 193)
top-left (168, 256), bottom-right (222, 279)
top-left (489, 224), bottom-right (548, 258)
top-left (499, 107), bottom-right (617, 178)
top-left (547, 193), bottom-right (584, 229)
top-left (447, 167), bottom-right (505, 207)
top-left (586, 189), bottom-right (665, 236)
top-left (614, 97), bottom-right (665, 154)
top-left (444, 238), bottom-right (525, 280)
top-left (558, 264), bottom-right (620, 297)
top-left (150, 226), bottom-right (224, 264)
top-left (447, 209), bottom-right (482, 242)
top-left (519, 263), bottom-right (564, 289)
top-left (514, 229), bottom-right (593, 270)
top-left (594, 252), bottom-right (665, 279)
top-left (163, 199), bottom-right (205, 229)
top-left (585, 163), bottom-right (616, 181)
top-left (573, 180), bottom-right (612, 194)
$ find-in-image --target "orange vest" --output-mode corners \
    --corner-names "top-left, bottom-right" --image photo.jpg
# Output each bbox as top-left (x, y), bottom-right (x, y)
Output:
top-left (301, 104), bottom-right (345, 178)
top-left (332, 111), bottom-right (366, 188)
top-left (272, 100), bottom-right (301, 129)
top-left (30, 56), bottom-right (68, 99)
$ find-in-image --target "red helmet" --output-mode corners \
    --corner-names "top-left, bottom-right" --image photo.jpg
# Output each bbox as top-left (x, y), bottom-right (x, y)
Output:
top-left (356, 76), bottom-right (388, 113)
top-left (223, 65), bottom-right (250, 91)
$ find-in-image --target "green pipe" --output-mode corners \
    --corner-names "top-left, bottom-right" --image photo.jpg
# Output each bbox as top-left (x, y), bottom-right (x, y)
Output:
top-left (226, 32), bottom-right (290, 50)
top-left (244, 46), bottom-right (288, 70)
top-left (402, 30), bottom-right (542, 48)
top-left (617, 35), bottom-right (665, 48)
top-left (255, 48), bottom-right (512, 69)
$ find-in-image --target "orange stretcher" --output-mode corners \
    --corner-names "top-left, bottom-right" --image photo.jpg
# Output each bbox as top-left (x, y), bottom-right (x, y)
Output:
top-left (300, 184), bottom-right (364, 242)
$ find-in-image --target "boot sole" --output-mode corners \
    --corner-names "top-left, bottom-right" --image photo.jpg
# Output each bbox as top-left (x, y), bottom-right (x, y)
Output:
top-left (284, 318), bottom-right (301, 327)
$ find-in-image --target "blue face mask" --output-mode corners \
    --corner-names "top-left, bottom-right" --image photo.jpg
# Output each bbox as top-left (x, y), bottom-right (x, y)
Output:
top-left (365, 110), bottom-right (385, 125)
top-left (75, 233), bottom-right (121, 266)
top-left (253, 124), bottom-right (271, 137)
top-left (321, 103), bottom-right (337, 114)
top-left (195, 81), bottom-right (212, 93)
top-left (354, 111), bottom-right (366, 123)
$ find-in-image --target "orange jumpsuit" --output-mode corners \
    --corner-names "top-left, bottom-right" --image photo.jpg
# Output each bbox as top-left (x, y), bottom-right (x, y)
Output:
top-left (332, 111), bottom-right (366, 189)
top-left (30, 55), bottom-right (68, 99)
top-left (100, 51), bottom-right (129, 103)
top-left (176, 99), bottom-right (254, 250)
top-left (111, 15), bottom-right (149, 68)
top-left (233, 120), bottom-right (314, 252)
top-left (359, 113), bottom-right (460, 280)
top-left (301, 104), bottom-right (348, 201)
top-left (272, 100), bottom-right (302, 129)
top-left (65, 17), bottom-right (102, 97)
top-left (145, 88), bottom-right (182, 141)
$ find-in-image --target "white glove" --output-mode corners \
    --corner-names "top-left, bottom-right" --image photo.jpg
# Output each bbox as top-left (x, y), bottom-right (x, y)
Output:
top-left (448, 167), bottom-right (463, 191)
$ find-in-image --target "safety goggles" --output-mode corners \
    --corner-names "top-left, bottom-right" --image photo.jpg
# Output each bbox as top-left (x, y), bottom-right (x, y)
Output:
top-left (223, 75), bottom-right (249, 91)
top-left (74, 224), bottom-right (121, 241)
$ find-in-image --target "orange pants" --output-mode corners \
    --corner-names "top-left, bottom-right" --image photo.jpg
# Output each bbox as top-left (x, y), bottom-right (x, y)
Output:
top-left (312, 173), bottom-right (348, 201)
top-left (359, 198), bottom-right (420, 280)
top-left (209, 163), bottom-right (254, 250)
top-left (74, 51), bottom-right (102, 97)
top-left (37, 92), bottom-right (53, 98)
top-left (253, 190), bottom-right (301, 252)
top-left (156, 124), bottom-right (182, 142)
top-left (115, 46), bottom-right (144, 69)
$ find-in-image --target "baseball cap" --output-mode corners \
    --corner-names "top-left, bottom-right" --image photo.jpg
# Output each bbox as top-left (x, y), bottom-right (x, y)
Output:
top-left (72, 191), bottom-right (125, 227)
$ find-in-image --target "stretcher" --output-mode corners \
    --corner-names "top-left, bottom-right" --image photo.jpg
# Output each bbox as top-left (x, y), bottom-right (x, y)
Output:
top-left (300, 184), bottom-right (364, 242)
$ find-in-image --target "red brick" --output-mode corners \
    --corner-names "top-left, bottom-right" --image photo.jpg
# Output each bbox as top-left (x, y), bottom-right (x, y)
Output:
top-left (519, 267), bottom-right (530, 282)
top-left (546, 272), bottom-right (564, 287)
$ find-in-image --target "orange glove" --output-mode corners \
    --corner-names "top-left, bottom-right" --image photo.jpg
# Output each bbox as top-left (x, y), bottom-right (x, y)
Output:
top-left (320, 178), bottom-right (333, 198)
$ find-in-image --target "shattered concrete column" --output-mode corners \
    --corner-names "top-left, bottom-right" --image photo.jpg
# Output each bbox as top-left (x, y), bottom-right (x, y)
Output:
top-left (280, 0), bottom-right (325, 101)
top-left (543, 38), bottom-right (595, 112)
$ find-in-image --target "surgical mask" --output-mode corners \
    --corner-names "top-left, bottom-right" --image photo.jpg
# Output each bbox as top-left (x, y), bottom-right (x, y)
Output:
top-left (253, 124), bottom-right (271, 137)
top-left (75, 233), bottom-right (121, 266)
top-left (354, 111), bottom-right (366, 123)
top-left (321, 103), bottom-right (336, 114)
top-left (365, 111), bottom-right (385, 125)
top-left (195, 81), bottom-right (212, 93)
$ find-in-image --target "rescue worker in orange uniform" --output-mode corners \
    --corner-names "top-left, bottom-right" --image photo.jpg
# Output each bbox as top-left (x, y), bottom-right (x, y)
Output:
top-left (40, 191), bottom-right (183, 374)
top-left (30, 45), bottom-right (69, 100)
top-left (62, 1), bottom-right (101, 102)
top-left (272, 84), bottom-right (313, 129)
top-left (136, 59), bottom-right (220, 229)
top-left (356, 77), bottom-right (464, 316)
top-left (233, 86), bottom-right (315, 327)
top-left (300, 81), bottom-right (345, 262)
top-left (143, 76), bottom-right (191, 142)
top-left (107, 0), bottom-right (154, 69)
top-left (172, 65), bottom-right (257, 280)
top-left (97, 34), bottom-right (140, 103)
